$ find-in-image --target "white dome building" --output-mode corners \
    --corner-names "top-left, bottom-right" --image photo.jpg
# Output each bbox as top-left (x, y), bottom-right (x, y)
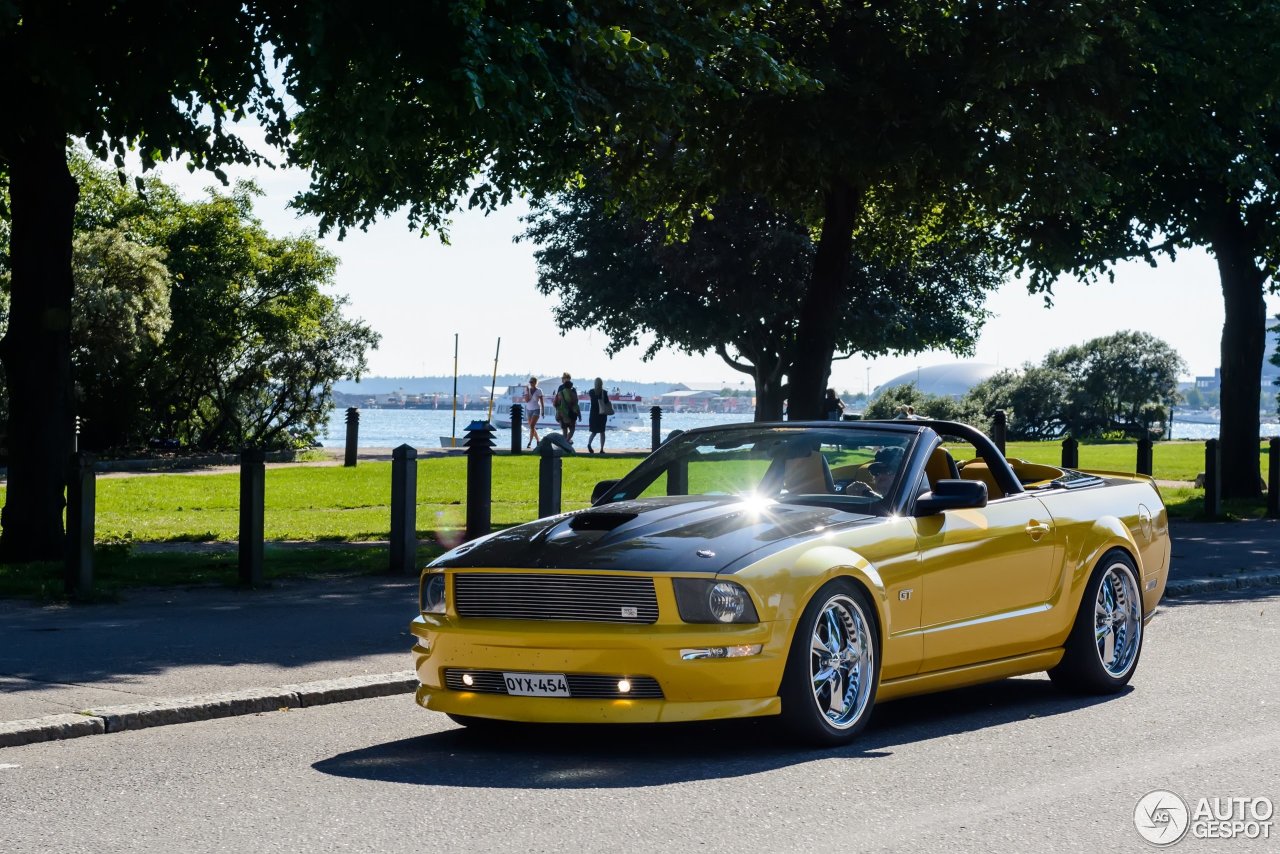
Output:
top-left (877, 363), bottom-right (1003, 399)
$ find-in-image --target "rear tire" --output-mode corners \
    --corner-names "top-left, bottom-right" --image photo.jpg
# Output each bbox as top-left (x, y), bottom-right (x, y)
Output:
top-left (1049, 550), bottom-right (1145, 693)
top-left (778, 579), bottom-right (880, 747)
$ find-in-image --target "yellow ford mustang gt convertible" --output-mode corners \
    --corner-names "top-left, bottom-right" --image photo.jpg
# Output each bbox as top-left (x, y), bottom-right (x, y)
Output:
top-left (410, 420), bottom-right (1170, 746)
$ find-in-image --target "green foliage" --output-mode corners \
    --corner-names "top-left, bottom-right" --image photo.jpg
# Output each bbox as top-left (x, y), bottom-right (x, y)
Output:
top-left (524, 186), bottom-right (1000, 421)
top-left (2, 155), bottom-right (381, 453)
top-left (958, 332), bottom-right (1185, 440)
top-left (964, 366), bottom-right (1073, 440)
top-left (862, 383), bottom-right (969, 423)
top-left (1045, 331), bottom-right (1185, 439)
top-left (70, 227), bottom-right (172, 448)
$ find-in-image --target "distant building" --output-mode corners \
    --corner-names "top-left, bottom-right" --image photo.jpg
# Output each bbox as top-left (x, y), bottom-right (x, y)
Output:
top-left (877, 363), bottom-right (1003, 399)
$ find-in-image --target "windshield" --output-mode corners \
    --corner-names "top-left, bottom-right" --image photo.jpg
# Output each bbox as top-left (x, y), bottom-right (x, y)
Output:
top-left (601, 425), bottom-right (917, 516)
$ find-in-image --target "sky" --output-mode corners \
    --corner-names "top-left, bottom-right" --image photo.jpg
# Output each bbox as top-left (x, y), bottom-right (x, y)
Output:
top-left (154, 153), bottom-right (1275, 396)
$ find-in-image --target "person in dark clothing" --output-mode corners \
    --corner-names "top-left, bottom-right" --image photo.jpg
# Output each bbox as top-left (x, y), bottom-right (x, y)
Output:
top-left (822, 388), bottom-right (845, 421)
top-left (586, 377), bottom-right (611, 453)
top-left (553, 372), bottom-right (580, 443)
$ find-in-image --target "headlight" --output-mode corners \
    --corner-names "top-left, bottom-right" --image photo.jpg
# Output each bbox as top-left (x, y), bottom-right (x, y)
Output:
top-left (421, 572), bottom-right (446, 614)
top-left (672, 578), bottom-right (759, 624)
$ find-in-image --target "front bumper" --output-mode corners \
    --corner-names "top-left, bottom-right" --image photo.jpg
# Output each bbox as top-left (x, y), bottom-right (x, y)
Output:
top-left (410, 614), bottom-right (788, 724)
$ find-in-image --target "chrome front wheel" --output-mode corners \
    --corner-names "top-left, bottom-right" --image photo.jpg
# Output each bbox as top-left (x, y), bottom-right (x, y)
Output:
top-left (780, 580), bottom-right (880, 745)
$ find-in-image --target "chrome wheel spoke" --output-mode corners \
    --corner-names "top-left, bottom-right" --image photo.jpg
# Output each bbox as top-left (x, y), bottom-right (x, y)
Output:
top-left (813, 666), bottom-right (837, 688)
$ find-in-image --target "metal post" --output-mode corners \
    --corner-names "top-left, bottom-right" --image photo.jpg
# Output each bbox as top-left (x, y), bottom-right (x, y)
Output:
top-left (1136, 438), bottom-right (1153, 477)
top-left (344, 407), bottom-right (359, 467)
top-left (991, 409), bottom-right (1007, 456)
top-left (1061, 437), bottom-right (1079, 469)
top-left (1204, 439), bottom-right (1221, 520)
top-left (65, 452), bottom-right (96, 595)
top-left (239, 448), bottom-right (266, 586)
top-left (1269, 438), bottom-right (1280, 519)
top-left (390, 444), bottom-right (418, 574)
top-left (539, 437), bottom-right (563, 518)
top-left (667, 459), bottom-right (689, 496)
top-left (510, 404), bottom-right (523, 455)
top-left (464, 421), bottom-right (496, 540)
top-left (650, 406), bottom-right (663, 451)
top-left (72, 415), bottom-right (81, 454)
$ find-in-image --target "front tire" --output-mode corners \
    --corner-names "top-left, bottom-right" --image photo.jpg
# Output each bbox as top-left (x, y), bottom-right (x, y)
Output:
top-left (1049, 550), bottom-right (1145, 693)
top-left (778, 579), bottom-right (880, 746)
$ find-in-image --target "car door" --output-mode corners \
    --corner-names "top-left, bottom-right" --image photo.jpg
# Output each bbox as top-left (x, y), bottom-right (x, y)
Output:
top-left (913, 492), bottom-right (1058, 672)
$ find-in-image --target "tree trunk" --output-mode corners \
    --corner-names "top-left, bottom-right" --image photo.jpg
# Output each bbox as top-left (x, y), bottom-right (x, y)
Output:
top-left (786, 183), bottom-right (859, 420)
top-left (753, 356), bottom-right (787, 422)
top-left (0, 131), bottom-right (78, 562)
top-left (1212, 229), bottom-right (1267, 500)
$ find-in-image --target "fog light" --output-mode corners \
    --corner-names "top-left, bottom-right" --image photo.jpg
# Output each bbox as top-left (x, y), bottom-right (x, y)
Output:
top-left (462, 673), bottom-right (474, 687)
top-left (680, 644), bottom-right (762, 660)
top-left (617, 679), bottom-right (631, 694)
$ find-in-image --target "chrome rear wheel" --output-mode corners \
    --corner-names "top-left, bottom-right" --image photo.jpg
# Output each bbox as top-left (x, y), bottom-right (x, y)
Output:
top-left (1049, 550), bottom-right (1145, 693)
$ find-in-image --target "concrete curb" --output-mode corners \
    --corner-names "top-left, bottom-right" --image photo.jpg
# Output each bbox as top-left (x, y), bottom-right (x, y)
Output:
top-left (0, 671), bottom-right (416, 749)
top-left (1164, 572), bottom-right (1280, 598)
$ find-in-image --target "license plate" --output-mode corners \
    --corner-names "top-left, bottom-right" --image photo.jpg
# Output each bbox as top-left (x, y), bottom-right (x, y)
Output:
top-left (502, 671), bottom-right (571, 697)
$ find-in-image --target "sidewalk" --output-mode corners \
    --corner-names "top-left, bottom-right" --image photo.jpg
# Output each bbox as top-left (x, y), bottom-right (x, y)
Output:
top-left (3, 519), bottom-right (1280, 749)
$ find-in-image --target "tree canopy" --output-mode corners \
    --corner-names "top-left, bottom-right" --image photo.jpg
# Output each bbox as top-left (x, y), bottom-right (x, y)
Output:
top-left (999, 1), bottom-right (1280, 496)
top-left (523, 183), bottom-right (1001, 419)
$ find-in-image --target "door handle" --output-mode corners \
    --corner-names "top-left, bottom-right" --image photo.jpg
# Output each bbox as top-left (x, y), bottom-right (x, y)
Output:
top-left (1025, 521), bottom-right (1051, 540)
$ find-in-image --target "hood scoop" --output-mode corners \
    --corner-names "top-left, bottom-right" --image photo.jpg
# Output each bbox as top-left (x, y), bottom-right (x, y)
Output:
top-left (568, 512), bottom-right (638, 532)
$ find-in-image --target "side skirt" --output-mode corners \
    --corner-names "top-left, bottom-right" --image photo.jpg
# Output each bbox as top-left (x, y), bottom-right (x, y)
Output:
top-left (876, 649), bottom-right (1065, 703)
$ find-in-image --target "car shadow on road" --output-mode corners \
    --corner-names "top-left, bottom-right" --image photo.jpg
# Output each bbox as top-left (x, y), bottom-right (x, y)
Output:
top-left (313, 676), bottom-right (1129, 789)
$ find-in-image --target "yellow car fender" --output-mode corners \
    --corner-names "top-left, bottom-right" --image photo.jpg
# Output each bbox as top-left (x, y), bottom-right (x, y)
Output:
top-left (738, 544), bottom-right (888, 650)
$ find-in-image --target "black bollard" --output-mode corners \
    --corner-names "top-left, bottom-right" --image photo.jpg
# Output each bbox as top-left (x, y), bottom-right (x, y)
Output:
top-left (239, 448), bottom-right (266, 585)
top-left (1136, 438), bottom-right (1153, 476)
top-left (65, 452), bottom-right (96, 595)
top-left (538, 434), bottom-right (568, 518)
top-left (510, 404), bottom-right (523, 455)
top-left (991, 410), bottom-right (1007, 456)
top-left (667, 458), bottom-right (689, 496)
top-left (1061, 437), bottom-right (1079, 469)
top-left (390, 444), bottom-right (418, 574)
top-left (1204, 438), bottom-right (1221, 519)
top-left (344, 407), bottom-right (359, 467)
top-left (464, 421), bottom-right (496, 540)
top-left (650, 406), bottom-right (663, 451)
top-left (1269, 438), bottom-right (1280, 519)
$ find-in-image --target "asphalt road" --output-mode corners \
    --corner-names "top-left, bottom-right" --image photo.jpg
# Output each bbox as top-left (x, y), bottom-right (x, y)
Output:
top-left (2, 592), bottom-right (1277, 854)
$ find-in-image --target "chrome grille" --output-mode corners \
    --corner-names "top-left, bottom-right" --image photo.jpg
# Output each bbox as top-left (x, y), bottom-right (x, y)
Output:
top-left (453, 573), bottom-right (658, 623)
top-left (444, 669), bottom-right (664, 699)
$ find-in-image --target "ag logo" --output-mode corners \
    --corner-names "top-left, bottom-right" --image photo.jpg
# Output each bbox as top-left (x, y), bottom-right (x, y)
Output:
top-left (1134, 790), bottom-right (1190, 846)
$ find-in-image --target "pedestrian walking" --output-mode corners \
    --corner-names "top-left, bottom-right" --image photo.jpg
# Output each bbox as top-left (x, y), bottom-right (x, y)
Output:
top-left (523, 376), bottom-right (544, 448)
top-left (553, 372), bottom-right (580, 444)
top-left (586, 377), bottom-right (612, 453)
top-left (822, 388), bottom-right (845, 421)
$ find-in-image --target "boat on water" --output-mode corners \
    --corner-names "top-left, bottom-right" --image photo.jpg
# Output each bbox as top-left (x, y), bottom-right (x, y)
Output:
top-left (491, 383), bottom-right (648, 431)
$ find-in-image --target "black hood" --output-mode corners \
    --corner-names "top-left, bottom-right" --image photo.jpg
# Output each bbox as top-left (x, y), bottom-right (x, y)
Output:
top-left (431, 496), bottom-right (882, 574)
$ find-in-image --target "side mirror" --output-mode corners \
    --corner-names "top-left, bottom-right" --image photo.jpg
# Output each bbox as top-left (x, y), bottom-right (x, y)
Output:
top-left (592, 479), bottom-right (620, 503)
top-left (915, 479), bottom-right (987, 516)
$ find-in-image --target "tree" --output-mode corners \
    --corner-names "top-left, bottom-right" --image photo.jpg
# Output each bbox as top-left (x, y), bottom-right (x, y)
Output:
top-left (966, 332), bottom-right (1184, 440)
top-left (1, 1), bottom-right (758, 560)
top-left (0, 0), bottom-right (287, 560)
top-left (523, 186), bottom-right (999, 420)
top-left (1001, 2), bottom-right (1280, 496)
top-left (70, 228), bottom-right (172, 450)
top-left (572, 2), bottom-right (1130, 419)
top-left (862, 383), bottom-right (967, 423)
top-left (962, 366), bottom-right (1072, 440)
top-left (145, 184), bottom-right (380, 451)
